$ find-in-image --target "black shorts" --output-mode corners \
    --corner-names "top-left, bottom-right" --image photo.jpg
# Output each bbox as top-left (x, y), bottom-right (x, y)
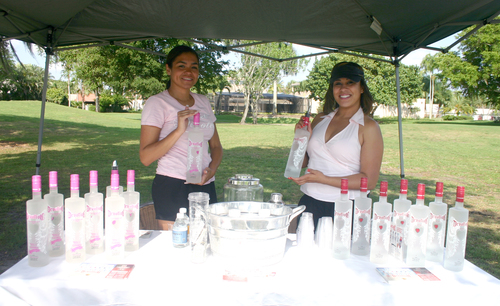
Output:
top-left (298, 194), bottom-right (335, 229)
top-left (151, 174), bottom-right (218, 221)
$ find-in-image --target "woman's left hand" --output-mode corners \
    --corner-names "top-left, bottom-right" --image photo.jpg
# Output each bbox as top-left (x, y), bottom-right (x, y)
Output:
top-left (288, 169), bottom-right (325, 185)
top-left (196, 167), bottom-right (214, 186)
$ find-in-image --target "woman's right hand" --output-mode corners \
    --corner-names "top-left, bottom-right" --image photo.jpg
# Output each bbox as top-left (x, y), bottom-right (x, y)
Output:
top-left (176, 107), bottom-right (198, 133)
top-left (294, 116), bottom-right (312, 134)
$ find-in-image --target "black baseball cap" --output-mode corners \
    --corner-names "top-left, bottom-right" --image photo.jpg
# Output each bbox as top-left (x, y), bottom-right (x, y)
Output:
top-left (330, 62), bottom-right (364, 83)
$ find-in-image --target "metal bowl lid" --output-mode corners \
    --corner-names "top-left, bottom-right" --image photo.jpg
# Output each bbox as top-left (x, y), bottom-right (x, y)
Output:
top-left (228, 174), bottom-right (260, 186)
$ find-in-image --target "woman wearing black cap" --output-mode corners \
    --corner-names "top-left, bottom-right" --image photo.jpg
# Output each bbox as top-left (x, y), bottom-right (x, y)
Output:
top-left (289, 62), bottom-right (383, 227)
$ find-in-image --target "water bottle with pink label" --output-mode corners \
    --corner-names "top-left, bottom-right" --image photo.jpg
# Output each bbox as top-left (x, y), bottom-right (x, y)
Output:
top-left (123, 170), bottom-right (140, 252)
top-left (44, 171), bottom-right (64, 257)
top-left (84, 170), bottom-right (104, 254)
top-left (332, 179), bottom-right (353, 260)
top-left (186, 113), bottom-right (204, 184)
top-left (406, 183), bottom-right (430, 267)
top-left (370, 181), bottom-right (392, 264)
top-left (444, 186), bottom-right (468, 271)
top-left (426, 182), bottom-right (447, 262)
top-left (27, 175), bottom-right (49, 267)
top-left (65, 174), bottom-right (86, 263)
top-left (352, 177), bottom-right (372, 256)
top-left (105, 173), bottom-right (125, 260)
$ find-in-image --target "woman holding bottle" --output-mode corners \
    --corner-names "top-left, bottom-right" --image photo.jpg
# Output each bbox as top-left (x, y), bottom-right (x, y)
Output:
top-left (140, 45), bottom-right (223, 230)
top-left (289, 62), bottom-right (383, 227)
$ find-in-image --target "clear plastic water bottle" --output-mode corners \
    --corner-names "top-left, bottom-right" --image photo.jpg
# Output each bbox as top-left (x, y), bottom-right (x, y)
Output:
top-left (44, 171), bottom-right (64, 257)
top-left (27, 175), bottom-right (49, 267)
top-left (172, 213), bottom-right (188, 248)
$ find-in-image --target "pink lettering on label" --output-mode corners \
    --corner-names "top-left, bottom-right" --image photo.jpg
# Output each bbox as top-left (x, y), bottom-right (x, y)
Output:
top-left (374, 213), bottom-right (391, 221)
top-left (110, 244), bottom-right (122, 250)
top-left (393, 211), bottom-right (409, 218)
top-left (26, 212), bottom-right (44, 221)
top-left (68, 211), bottom-right (84, 219)
top-left (189, 140), bottom-right (203, 147)
top-left (29, 248), bottom-right (41, 254)
top-left (90, 237), bottom-right (101, 243)
top-left (411, 215), bottom-right (428, 224)
top-left (430, 212), bottom-right (446, 221)
top-left (107, 210), bottom-right (124, 218)
top-left (125, 203), bottom-right (139, 210)
top-left (51, 238), bottom-right (62, 245)
top-left (125, 234), bottom-right (136, 240)
top-left (71, 245), bottom-right (83, 253)
top-left (47, 206), bottom-right (63, 213)
top-left (452, 219), bottom-right (468, 227)
top-left (335, 211), bottom-right (351, 218)
top-left (86, 205), bottom-right (103, 213)
top-left (355, 207), bottom-right (371, 215)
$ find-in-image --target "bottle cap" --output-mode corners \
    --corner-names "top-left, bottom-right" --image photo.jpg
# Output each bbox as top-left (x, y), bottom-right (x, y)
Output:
top-left (180, 207), bottom-right (187, 214)
top-left (111, 173), bottom-right (119, 191)
top-left (49, 171), bottom-right (58, 189)
top-left (417, 183), bottom-right (425, 200)
top-left (70, 174), bottom-right (79, 191)
top-left (127, 170), bottom-right (135, 185)
top-left (89, 170), bottom-right (98, 187)
top-left (111, 160), bottom-right (118, 175)
top-left (360, 177), bottom-right (368, 192)
top-left (435, 182), bottom-right (444, 197)
top-left (341, 178), bottom-right (348, 194)
top-left (176, 213), bottom-right (183, 219)
top-left (32, 175), bottom-right (42, 193)
top-left (456, 186), bottom-right (465, 203)
top-left (270, 193), bottom-right (283, 202)
top-left (379, 181), bottom-right (388, 196)
top-left (399, 179), bottom-right (408, 194)
top-left (193, 113), bottom-right (200, 125)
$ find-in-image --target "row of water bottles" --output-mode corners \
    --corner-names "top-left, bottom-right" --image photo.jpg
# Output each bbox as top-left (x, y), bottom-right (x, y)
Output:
top-left (26, 164), bottom-right (140, 267)
top-left (296, 178), bottom-right (469, 271)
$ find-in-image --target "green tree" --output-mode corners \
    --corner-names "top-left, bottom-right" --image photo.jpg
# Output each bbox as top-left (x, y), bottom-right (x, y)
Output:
top-left (236, 42), bottom-right (306, 124)
top-left (305, 54), bottom-right (422, 116)
top-left (422, 22), bottom-right (500, 106)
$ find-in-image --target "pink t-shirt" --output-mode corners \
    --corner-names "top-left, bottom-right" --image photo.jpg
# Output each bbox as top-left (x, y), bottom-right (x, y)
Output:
top-left (141, 90), bottom-right (216, 183)
top-left (300, 107), bottom-right (364, 201)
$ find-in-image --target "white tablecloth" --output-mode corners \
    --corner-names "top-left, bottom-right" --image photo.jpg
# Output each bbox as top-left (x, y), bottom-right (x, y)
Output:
top-left (1, 231), bottom-right (499, 306)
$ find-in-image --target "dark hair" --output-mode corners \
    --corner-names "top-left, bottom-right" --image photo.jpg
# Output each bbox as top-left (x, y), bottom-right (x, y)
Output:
top-left (323, 62), bottom-right (374, 115)
top-left (166, 45), bottom-right (199, 89)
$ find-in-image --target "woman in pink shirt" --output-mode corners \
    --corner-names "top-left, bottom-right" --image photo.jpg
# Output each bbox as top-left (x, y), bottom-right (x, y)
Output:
top-left (140, 46), bottom-right (223, 230)
top-left (289, 62), bottom-right (383, 227)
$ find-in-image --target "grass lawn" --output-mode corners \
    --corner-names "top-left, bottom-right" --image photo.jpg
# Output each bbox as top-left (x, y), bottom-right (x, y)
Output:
top-left (1, 101), bottom-right (499, 278)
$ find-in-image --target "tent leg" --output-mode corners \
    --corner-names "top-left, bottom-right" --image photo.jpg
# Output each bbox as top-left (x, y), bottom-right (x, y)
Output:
top-left (35, 50), bottom-right (51, 175)
top-left (395, 62), bottom-right (405, 178)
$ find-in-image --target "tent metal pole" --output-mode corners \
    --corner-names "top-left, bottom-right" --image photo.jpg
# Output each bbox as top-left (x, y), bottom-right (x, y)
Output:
top-left (395, 61), bottom-right (405, 178)
top-left (35, 48), bottom-right (52, 175)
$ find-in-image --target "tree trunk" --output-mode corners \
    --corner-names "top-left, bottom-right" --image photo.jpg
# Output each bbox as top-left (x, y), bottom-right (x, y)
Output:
top-left (273, 80), bottom-right (277, 116)
top-left (240, 92), bottom-right (251, 124)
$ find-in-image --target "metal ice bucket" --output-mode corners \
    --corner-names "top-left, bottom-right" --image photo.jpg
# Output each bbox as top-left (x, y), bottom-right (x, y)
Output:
top-left (207, 201), bottom-right (305, 266)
